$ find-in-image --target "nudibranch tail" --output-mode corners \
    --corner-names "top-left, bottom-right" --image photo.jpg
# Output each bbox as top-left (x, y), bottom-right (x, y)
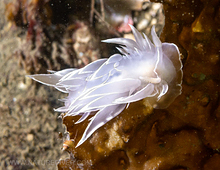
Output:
top-left (27, 25), bottom-right (183, 147)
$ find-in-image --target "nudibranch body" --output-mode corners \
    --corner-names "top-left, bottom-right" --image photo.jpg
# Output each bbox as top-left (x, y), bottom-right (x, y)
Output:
top-left (27, 25), bottom-right (183, 147)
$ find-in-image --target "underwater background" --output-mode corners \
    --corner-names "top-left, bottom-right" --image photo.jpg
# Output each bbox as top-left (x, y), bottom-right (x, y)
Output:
top-left (0, 0), bottom-right (220, 169)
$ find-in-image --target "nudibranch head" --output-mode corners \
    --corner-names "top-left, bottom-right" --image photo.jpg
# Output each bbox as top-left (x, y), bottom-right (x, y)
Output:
top-left (27, 25), bottom-right (183, 147)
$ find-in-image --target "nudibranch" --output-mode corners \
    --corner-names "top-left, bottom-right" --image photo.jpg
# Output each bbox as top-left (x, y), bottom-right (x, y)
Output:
top-left (27, 25), bottom-right (183, 147)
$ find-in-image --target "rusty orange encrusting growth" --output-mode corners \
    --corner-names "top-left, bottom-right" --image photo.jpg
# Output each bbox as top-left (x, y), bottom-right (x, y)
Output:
top-left (57, 0), bottom-right (220, 169)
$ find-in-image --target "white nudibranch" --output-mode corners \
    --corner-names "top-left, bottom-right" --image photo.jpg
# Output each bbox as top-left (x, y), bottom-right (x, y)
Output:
top-left (27, 25), bottom-right (183, 147)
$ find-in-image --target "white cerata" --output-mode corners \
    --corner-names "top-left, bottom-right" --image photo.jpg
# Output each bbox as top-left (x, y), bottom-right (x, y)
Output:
top-left (27, 25), bottom-right (183, 147)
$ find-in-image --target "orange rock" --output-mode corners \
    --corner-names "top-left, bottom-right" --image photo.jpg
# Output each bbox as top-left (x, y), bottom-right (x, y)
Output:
top-left (58, 0), bottom-right (220, 169)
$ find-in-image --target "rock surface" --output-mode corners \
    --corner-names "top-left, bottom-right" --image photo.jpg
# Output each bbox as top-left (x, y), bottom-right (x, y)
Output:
top-left (1, 0), bottom-right (220, 169)
top-left (59, 0), bottom-right (220, 169)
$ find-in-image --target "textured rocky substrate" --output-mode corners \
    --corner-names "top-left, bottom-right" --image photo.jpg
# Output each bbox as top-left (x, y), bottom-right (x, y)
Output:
top-left (58, 0), bottom-right (220, 169)
top-left (1, 0), bottom-right (220, 169)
